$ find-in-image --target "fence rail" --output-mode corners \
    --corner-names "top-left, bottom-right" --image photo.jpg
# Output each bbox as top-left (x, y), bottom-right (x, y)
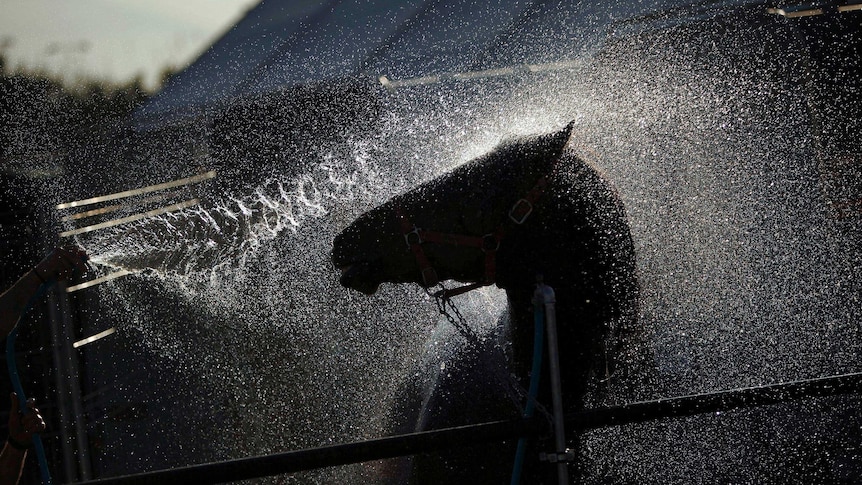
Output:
top-left (567, 371), bottom-right (862, 429)
top-left (76, 371), bottom-right (862, 485)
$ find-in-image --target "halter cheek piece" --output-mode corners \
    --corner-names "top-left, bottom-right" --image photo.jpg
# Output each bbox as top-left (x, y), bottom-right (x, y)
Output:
top-left (395, 160), bottom-right (557, 299)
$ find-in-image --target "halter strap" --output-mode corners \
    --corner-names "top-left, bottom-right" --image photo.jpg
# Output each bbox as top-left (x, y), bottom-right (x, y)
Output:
top-left (396, 155), bottom-right (560, 297)
top-left (509, 173), bottom-right (550, 225)
top-left (396, 208), bottom-right (441, 287)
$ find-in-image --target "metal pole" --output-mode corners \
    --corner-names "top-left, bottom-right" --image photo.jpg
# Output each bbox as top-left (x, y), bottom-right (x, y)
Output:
top-left (39, 206), bottom-right (92, 481)
top-left (46, 280), bottom-right (80, 483)
top-left (70, 372), bottom-right (862, 485)
top-left (535, 283), bottom-right (569, 484)
top-left (75, 417), bottom-right (547, 485)
top-left (566, 371), bottom-right (862, 429)
top-left (53, 282), bottom-right (92, 480)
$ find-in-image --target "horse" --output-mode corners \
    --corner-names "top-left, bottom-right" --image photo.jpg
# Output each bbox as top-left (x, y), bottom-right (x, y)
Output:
top-left (331, 122), bottom-right (640, 483)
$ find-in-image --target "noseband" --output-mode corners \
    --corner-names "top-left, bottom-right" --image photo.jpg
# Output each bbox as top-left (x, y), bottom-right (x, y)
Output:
top-left (395, 157), bottom-right (559, 299)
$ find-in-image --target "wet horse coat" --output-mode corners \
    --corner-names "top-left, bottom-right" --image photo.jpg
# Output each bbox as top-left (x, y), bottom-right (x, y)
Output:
top-left (332, 124), bottom-right (639, 482)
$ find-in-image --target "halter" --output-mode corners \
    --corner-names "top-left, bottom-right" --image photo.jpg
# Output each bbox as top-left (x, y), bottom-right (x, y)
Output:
top-left (395, 157), bottom-right (559, 299)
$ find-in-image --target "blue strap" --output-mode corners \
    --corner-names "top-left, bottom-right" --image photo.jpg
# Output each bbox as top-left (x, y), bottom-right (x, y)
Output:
top-left (510, 301), bottom-right (545, 485)
top-left (6, 283), bottom-right (53, 485)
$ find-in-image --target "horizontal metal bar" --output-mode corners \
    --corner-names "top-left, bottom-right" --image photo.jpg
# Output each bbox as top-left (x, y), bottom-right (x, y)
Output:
top-left (767, 3), bottom-right (862, 17)
top-left (767, 6), bottom-right (824, 17)
top-left (66, 270), bottom-right (133, 293)
top-left (59, 199), bottom-right (199, 238)
top-left (378, 60), bottom-right (583, 90)
top-left (72, 372), bottom-right (862, 485)
top-left (56, 171), bottom-right (215, 210)
top-left (73, 327), bottom-right (117, 349)
top-left (61, 191), bottom-right (179, 223)
top-left (75, 417), bottom-right (546, 485)
top-left (568, 371), bottom-right (862, 429)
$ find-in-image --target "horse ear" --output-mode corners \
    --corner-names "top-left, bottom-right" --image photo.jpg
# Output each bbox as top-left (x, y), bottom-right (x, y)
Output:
top-left (564, 119), bottom-right (576, 138)
top-left (542, 120), bottom-right (575, 154)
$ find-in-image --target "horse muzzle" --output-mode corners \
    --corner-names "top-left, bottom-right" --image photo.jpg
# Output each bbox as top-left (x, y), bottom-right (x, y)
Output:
top-left (338, 260), bottom-right (383, 295)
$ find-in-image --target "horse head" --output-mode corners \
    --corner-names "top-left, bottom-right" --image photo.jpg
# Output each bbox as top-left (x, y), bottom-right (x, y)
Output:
top-left (332, 122), bottom-right (641, 482)
top-left (332, 122), bottom-right (575, 296)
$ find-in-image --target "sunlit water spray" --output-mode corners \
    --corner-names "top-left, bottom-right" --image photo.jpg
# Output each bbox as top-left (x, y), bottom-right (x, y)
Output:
top-left (56, 114), bottom-right (512, 481)
top-left (503, 17), bottom-right (862, 484)
top-left (35, 10), bottom-right (861, 483)
top-left (84, 141), bottom-right (374, 275)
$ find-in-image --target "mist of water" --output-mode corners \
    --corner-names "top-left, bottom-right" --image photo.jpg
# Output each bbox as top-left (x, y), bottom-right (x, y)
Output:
top-left (36, 6), bottom-right (862, 484)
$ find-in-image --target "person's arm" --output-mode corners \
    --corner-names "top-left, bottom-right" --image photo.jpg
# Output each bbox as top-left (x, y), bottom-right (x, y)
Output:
top-left (0, 440), bottom-right (26, 485)
top-left (0, 246), bottom-right (88, 339)
top-left (0, 443), bottom-right (25, 485)
top-left (0, 393), bottom-right (45, 485)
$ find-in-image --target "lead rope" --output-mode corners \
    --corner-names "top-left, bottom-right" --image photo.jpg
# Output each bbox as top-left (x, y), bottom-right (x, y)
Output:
top-left (426, 284), bottom-right (535, 413)
top-left (427, 284), bottom-right (482, 349)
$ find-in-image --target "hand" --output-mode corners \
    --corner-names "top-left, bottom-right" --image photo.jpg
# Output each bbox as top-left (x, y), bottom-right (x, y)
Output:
top-left (7, 393), bottom-right (45, 448)
top-left (33, 246), bottom-right (88, 283)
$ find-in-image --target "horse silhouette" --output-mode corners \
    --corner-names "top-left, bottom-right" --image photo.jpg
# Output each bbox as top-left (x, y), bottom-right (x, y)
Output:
top-left (332, 122), bottom-right (639, 483)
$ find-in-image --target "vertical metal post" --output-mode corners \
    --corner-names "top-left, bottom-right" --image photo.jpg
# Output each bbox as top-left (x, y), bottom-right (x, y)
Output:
top-left (535, 283), bottom-right (570, 484)
top-left (47, 284), bottom-right (79, 481)
top-left (40, 208), bottom-right (92, 481)
top-left (53, 283), bottom-right (92, 480)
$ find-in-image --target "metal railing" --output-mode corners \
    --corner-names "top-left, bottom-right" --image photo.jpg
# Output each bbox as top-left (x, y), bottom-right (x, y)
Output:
top-left (74, 371), bottom-right (862, 485)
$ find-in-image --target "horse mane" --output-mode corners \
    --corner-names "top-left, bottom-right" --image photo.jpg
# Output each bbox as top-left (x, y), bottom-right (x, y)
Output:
top-left (479, 121), bottom-right (576, 170)
top-left (400, 122), bottom-right (577, 210)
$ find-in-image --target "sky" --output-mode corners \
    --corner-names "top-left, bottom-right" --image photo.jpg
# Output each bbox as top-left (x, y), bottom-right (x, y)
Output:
top-left (0, 0), bottom-right (261, 90)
